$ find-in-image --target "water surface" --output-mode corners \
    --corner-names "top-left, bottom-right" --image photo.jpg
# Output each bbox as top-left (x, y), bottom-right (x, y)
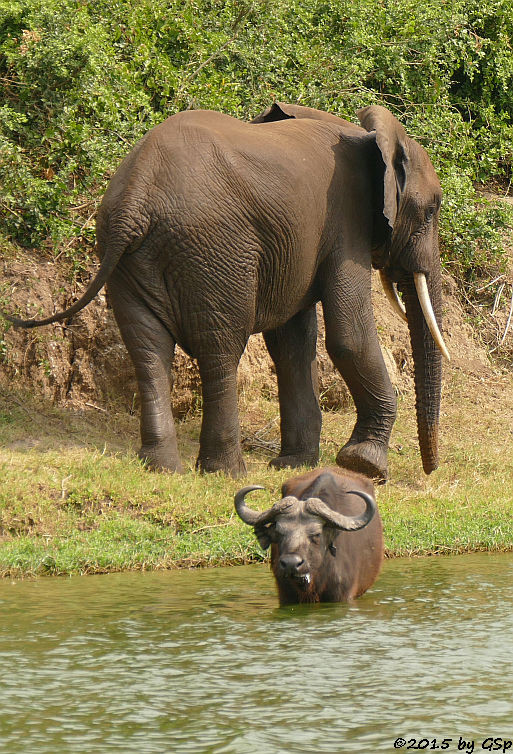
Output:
top-left (1, 553), bottom-right (512, 753)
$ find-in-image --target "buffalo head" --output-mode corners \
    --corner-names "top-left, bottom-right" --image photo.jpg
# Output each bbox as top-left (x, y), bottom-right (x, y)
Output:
top-left (235, 473), bottom-right (379, 604)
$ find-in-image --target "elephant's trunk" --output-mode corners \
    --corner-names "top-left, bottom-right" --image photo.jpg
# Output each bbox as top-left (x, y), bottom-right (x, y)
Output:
top-left (398, 268), bottom-right (443, 474)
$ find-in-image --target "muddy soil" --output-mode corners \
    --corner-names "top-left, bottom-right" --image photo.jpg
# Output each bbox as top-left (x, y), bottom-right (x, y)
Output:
top-left (0, 248), bottom-right (509, 418)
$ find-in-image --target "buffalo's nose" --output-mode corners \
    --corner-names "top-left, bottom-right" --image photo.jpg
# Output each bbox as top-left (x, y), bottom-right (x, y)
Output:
top-left (279, 553), bottom-right (304, 575)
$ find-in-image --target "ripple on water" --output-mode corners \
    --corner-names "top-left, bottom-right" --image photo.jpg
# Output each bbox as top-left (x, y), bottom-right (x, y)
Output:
top-left (0, 553), bottom-right (512, 753)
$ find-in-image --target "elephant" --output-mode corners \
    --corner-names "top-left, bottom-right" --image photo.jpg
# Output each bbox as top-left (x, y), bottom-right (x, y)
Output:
top-left (4, 102), bottom-right (449, 480)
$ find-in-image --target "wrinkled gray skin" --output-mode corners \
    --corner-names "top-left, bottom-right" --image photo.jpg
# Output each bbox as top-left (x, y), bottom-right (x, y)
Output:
top-left (6, 103), bottom-right (444, 480)
top-left (235, 467), bottom-right (384, 605)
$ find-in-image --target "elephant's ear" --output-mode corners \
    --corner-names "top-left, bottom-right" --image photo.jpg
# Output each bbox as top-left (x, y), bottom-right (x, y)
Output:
top-left (357, 105), bottom-right (409, 229)
top-left (251, 102), bottom-right (296, 124)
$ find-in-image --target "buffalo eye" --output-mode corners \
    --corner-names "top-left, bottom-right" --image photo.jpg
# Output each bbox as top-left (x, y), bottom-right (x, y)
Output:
top-left (308, 532), bottom-right (321, 545)
top-left (255, 522), bottom-right (277, 543)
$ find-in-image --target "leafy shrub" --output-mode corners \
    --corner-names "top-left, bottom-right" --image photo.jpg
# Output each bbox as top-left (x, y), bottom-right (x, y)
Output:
top-left (1, 0), bottom-right (512, 278)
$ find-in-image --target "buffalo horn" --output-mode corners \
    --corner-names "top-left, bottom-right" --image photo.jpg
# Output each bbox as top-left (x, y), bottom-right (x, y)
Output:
top-left (234, 487), bottom-right (298, 527)
top-left (305, 490), bottom-right (377, 531)
top-left (234, 486), bottom-right (267, 525)
top-left (235, 486), bottom-right (298, 526)
top-left (413, 272), bottom-right (450, 361)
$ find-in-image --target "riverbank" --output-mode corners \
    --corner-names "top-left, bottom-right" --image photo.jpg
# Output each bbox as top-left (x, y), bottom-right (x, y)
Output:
top-left (2, 244), bottom-right (513, 578)
top-left (2, 351), bottom-right (513, 578)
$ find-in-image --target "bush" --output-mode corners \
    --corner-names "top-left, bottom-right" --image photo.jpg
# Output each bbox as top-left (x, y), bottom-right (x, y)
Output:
top-left (1, 0), bottom-right (512, 278)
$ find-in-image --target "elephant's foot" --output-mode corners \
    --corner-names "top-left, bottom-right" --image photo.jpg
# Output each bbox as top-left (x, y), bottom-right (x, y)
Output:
top-left (336, 440), bottom-right (388, 483)
top-left (269, 451), bottom-right (319, 470)
top-left (196, 451), bottom-right (247, 478)
top-left (138, 442), bottom-right (183, 473)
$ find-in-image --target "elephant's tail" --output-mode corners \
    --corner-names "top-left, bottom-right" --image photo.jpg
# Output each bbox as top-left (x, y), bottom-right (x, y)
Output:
top-left (2, 240), bottom-right (126, 330)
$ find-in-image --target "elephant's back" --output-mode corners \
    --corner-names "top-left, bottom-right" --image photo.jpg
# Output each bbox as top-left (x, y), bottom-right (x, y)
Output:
top-left (98, 109), bottom-right (356, 339)
top-left (140, 108), bottom-right (350, 176)
top-left (105, 108), bottom-right (351, 205)
top-left (146, 109), bottom-right (253, 154)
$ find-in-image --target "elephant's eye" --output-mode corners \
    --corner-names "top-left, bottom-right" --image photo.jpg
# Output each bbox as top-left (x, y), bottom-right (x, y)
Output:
top-left (425, 206), bottom-right (436, 222)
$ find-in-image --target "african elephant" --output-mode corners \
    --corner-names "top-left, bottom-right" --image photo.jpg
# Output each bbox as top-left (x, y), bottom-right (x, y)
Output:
top-left (5, 102), bottom-right (449, 480)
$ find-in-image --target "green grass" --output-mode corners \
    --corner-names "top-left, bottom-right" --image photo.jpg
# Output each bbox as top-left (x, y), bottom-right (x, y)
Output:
top-left (1, 365), bottom-right (513, 578)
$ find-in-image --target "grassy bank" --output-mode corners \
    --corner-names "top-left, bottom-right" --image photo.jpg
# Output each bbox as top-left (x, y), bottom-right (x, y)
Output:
top-left (1, 361), bottom-right (513, 578)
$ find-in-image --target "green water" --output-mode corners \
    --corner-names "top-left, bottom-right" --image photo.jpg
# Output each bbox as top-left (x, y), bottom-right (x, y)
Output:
top-left (0, 553), bottom-right (512, 753)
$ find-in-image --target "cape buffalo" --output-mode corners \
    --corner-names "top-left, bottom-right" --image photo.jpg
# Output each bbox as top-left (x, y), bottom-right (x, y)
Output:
top-left (235, 467), bottom-right (383, 605)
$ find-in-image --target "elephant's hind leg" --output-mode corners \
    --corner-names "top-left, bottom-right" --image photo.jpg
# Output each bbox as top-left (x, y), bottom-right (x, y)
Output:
top-left (263, 307), bottom-right (322, 469)
top-left (109, 289), bottom-right (182, 472)
top-left (196, 351), bottom-right (246, 477)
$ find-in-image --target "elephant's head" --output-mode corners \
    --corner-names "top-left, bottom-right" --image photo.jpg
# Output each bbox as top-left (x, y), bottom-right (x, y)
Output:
top-left (358, 105), bottom-right (449, 474)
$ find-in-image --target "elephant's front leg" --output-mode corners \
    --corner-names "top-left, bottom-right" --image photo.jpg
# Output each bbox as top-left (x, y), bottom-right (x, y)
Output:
top-left (263, 306), bottom-right (322, 469)
top-left (321, 262), bottom-right (397, 482)
top-left (197, 353), bottom-right (246, 477)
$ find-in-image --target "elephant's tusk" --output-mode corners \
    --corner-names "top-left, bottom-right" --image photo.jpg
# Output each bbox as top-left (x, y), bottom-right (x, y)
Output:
top-left (379, 270), bottom-right (407, 322)
top-left (414, 273), bottom-right (450, 361)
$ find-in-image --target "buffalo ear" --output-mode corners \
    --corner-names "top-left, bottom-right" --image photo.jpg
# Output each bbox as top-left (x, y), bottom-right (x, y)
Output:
top-left (254, 524), bottom-right (273, 550)
top-left (251, 102), bottom-right (296, 124)
top-left (326, 529), bottom-right (340, 557)
top-left (357, 105), bottom-right (409, 230)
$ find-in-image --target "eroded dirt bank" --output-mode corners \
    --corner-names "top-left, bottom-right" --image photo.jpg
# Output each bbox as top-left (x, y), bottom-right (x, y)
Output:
top-left (1, 248), bottom-right (501, 420)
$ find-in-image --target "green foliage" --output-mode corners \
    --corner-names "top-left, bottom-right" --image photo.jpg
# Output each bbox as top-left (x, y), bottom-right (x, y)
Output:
top-left (1, 0), bottom-right (512, 276)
